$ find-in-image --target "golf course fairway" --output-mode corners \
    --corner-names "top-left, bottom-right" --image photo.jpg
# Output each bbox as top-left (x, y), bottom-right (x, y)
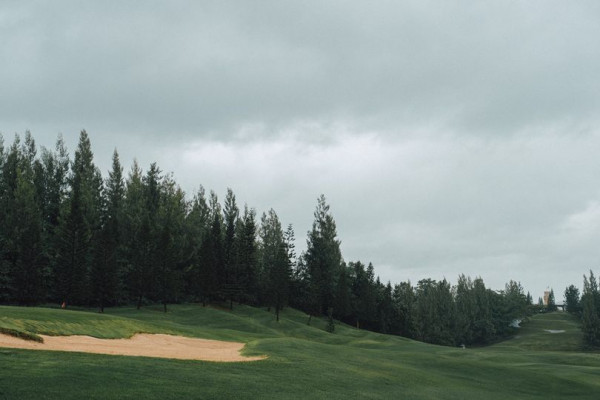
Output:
top-left (1, 305), bottom-right (599, 399)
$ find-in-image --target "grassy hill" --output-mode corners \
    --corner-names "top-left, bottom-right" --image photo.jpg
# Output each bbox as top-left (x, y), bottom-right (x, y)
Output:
top-left (1, 305), bottom-right (599, 399)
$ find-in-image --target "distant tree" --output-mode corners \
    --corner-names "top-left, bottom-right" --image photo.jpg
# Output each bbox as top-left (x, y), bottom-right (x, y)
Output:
top-left (582, 271), bottom-right (600, 346)
top-left (547, 288), bottom-right (557, 312)
top-left (413, 278), bottom-right (455, 345)
top-left (526, 292), bottom-right (532, 305)
top-left (564, 284), bottom-right (581, 315)
top-left (391, 281), bottom-right (415, 337)
top-left (333, 262), bottom-right (352, 321)
top-left (376, 281), bottom-right (394, 334)
top-left (350, 261), bottom-right (377, 330)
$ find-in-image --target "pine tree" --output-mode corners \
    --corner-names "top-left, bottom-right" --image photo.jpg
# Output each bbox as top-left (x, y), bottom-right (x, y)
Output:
top-left (91, 150), bottom-right (124, 312)
top-left (197, 191), bottom-right (223, 304)
top-left (222, 188), bottom-right (240, 307)
top-left (55, 131), bottom-right (102, 306)
top-left (391, 281), bottom-right (415, 337)
top-left (122, 160), bottom-right (146, 306)
top-left (333, 262), bottom-right (351, 321)
top-left (155, 175), bottom-right (186, 312)
top-left (564, 284), bottom-right (581, 315)
top-left (37, 136), bottom-right (70, 301)
top-left (184, 187), bottom-right (209, 300)
top-left (236, 206), bottom-right (258, 304)
top-left (259, 209), bottom-right (291, 321)
top-left (547, 288), bottom-right (557, 312)
top-left (305, 195), bottom-right (342, 316)
top-left (582, 271), bottom-right (600, 346)
top-left (9, 167), bottom-right (44, 304)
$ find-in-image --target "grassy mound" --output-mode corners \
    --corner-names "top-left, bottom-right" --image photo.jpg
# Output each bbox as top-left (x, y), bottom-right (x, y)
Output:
top-left (1, 305), bottom-right (599, 399)
top-left (0, 326), bottom-right (43, 343)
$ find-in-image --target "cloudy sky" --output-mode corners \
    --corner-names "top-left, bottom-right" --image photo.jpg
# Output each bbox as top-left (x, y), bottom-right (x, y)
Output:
top-left (2, 1), bottom-right (600, 300)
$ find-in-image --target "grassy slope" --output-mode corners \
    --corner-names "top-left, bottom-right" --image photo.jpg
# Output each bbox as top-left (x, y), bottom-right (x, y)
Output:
top-left (1, 305), bottom-right (599, 400)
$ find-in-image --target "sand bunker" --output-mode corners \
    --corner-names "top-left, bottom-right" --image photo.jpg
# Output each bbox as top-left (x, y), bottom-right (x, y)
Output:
top-left (0, 333), bottom-right (265, 362)
top-left (544, 329), bottom-right (565, 334)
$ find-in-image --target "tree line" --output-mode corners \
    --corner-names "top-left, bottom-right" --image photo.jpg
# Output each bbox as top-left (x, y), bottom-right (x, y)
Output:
top-left (564, 271), bottom-right (600, 347)
top-left (1, 131), bottom-right (533, 346)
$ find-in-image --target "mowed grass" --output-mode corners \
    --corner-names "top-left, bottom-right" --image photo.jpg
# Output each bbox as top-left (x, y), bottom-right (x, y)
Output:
top-left (1, 305), bottom-right (599, 399)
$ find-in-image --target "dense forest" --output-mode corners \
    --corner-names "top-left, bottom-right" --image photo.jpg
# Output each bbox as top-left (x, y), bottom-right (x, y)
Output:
top-left (1, 131), bottom-right (538, 346)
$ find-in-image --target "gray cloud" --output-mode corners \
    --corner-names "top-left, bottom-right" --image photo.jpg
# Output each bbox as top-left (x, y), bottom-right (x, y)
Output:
top-left (1, 1), bottom-right (600, 298)
top-left (2, 1), bottom-right (600, 138)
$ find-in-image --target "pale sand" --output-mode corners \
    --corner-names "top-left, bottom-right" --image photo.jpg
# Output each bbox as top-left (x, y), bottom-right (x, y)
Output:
top-left (0, 333), bottom-right (266, 362)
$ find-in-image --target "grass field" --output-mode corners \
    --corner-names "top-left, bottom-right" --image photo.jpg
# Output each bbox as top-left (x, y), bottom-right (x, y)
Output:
top-left (1, 304), bottom-right (599, 399)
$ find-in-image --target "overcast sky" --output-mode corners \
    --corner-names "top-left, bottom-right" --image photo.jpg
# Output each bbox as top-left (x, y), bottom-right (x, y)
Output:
top-left (2, 1), bottom-right (600, 300)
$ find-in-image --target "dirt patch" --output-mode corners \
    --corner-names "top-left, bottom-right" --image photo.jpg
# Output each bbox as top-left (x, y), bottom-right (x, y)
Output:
top-left (0, 333), bottom-right (266, 362)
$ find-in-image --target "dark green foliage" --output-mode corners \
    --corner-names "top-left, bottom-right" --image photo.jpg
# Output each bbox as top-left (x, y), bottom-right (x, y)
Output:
top-left (581, 271), bottom-right (600, 347)
top-left (55, 131), bottom-right (103, 306)
top-left (122, 161), bottom-right (147, 307)
top-left (565, 284), bottom-right (581, 315)
top-left (546, 288), bottom-right (557, 312)
top-left (332, 263), bottom-right (351, 321)
top-left (91, 150), bottom-right (125, 312)
top-left (259, 209), bottom-right (291, 321)
top-left (184, 187), bottom-right (209, 300)
top-left (0, 131), bottom-right (541, 347)
top-left (223, 189), bottom-right (238, 285)
top-left (235, 207), bottom-right (258, 304)
top-left (349, 261), bottom-right (376, 329)
top-left (9, 169), bottom-right (44, 304)
top-left (304, 195), bottom-right (342, 316)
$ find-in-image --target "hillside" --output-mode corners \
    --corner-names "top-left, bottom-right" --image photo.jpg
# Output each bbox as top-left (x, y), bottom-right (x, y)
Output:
top-left (1, 305), bottom-right (599, 399)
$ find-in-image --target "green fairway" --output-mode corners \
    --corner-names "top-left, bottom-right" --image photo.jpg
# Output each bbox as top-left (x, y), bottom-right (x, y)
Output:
top-left (1, 305), bottom-right (599, 399)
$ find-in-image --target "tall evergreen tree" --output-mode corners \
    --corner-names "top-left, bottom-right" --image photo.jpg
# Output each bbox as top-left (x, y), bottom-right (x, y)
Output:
top-left (155, 174), bottom-right (187, 312)
top-left (37, 136), bottom-right (70, 301)
top-left (222, 188), bottom-right (240, 306)
top-left (305, 195), bottom-right (342, 316)
top-left (55, 131), bottom-right (102, 306)
top-left (236, 205), bottom-right (258, 304)
top-left (259, 209), bottom-right (291, 321)
top-left (185, 187), bottom-right (210, 300)
top-left (582, 271), bottom-right (600, 346)
top-left (196, 191), bottom-right (223, 304)
top-left (91, 150), bottom-right (124, 312)
top-left (8, 167), bottom-right (44, 304)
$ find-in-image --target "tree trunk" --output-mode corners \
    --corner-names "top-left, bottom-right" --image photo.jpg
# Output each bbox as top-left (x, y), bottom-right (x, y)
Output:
top-left (163, 301), bottom-right (167, 313)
